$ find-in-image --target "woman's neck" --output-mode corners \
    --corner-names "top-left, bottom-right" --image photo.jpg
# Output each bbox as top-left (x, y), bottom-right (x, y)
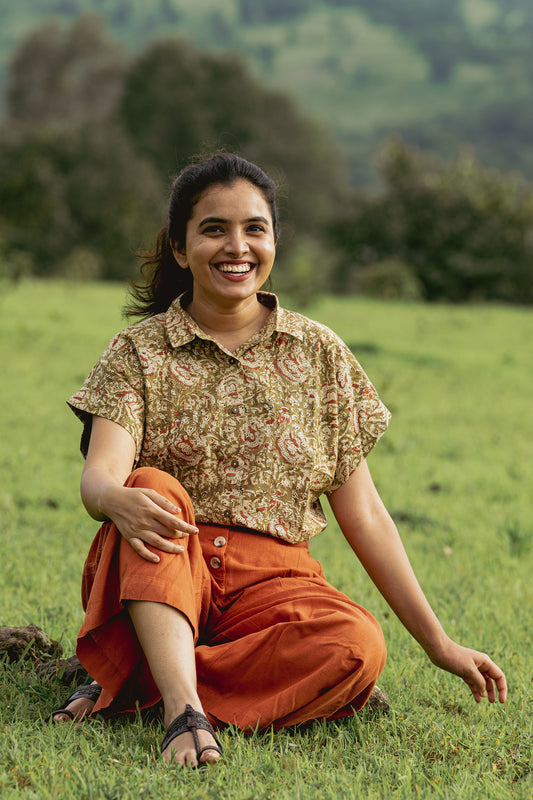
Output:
top-left (185, 294), bottom-right (271, 352)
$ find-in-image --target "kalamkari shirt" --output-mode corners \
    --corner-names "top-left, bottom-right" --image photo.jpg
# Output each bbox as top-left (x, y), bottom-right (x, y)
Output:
top-left (68, 293), bottom-right (391, 543)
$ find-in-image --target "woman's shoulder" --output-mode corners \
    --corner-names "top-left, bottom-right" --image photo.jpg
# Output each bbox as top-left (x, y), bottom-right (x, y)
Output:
top-left (106, 312), bottom-right (168, 350)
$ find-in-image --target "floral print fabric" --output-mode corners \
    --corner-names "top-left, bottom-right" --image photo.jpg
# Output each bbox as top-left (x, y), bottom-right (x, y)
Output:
top-left (68, 293), bottom-right (390, 543)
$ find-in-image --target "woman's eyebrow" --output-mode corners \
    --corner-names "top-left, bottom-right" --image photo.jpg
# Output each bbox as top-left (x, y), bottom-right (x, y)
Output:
top-left (199, 216), bottom-right (270, 226)
top-left (199, 217), bottom-right (226, 226)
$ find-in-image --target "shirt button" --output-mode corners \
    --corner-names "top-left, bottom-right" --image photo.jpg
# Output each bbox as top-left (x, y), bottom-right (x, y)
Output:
top-left (213, 536), bottom-right (226, 547)
top-left (230, 459), bottom-right (239, 468)
top-left (230, 405), bottom-right (240, 415)
top-left (210, 556), bottom-right (222, 569)
top-left (229, 357), bottom-right (238, 365)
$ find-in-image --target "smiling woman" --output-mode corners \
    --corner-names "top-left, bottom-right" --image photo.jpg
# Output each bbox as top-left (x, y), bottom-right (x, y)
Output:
top-left (170, 180), bottom-right (277, 348)
top-left (54, 152), bottom-right (507, 769)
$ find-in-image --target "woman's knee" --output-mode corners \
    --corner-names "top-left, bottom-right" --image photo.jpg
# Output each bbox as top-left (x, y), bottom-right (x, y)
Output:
top-left (125, 467), bottom-right (195, 520)
top-left (334, 611), bottom-right (387, 681)
top-left (126, 466), bottom-right (171, 488)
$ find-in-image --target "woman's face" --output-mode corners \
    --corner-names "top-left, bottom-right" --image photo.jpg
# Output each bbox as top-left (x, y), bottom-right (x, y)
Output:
top-left (172, 179), bottom-right (276, 310)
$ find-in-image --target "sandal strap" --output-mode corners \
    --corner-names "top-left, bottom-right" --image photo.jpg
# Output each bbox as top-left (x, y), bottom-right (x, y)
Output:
top-left (161, 704), bottom-right (222, 758)
top-left (65, 683), bottom-right (102, 705)
top-left (51, 683), bottom-right (102, 721)
top-left (51, 708), bottom-right (75, 721)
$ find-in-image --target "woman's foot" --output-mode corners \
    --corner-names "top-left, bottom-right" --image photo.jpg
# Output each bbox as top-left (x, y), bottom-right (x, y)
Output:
top-left (51, 682), bottom-right (101, 723)
top-left (162, 705), bottom-right (222, 767)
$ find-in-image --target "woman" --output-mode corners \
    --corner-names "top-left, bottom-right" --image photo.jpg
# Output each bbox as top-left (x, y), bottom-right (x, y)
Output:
top-left (54, 153), bottom-right (507, 767)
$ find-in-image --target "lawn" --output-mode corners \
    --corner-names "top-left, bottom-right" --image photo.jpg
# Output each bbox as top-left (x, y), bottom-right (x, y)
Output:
top-left (0, 280), bottom-right (531, 799)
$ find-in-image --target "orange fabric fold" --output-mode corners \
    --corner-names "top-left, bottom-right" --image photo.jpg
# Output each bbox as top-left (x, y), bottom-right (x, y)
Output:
top-left (77, 467), bottom-right (386, 730)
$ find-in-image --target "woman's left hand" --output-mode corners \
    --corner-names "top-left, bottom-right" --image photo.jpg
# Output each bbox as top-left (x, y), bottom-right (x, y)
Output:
top-left (428, 638), bottom-right (507, 703)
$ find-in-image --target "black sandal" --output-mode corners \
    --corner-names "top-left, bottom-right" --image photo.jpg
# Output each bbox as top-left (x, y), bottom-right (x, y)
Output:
top-left (51, 682), bottom-right (102, 722)
top-left (161, 704), bottom-right (223, 765)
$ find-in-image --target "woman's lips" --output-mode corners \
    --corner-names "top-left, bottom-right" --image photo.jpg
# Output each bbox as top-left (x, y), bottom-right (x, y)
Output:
top-left (215, 262), bottom-right (254, 274)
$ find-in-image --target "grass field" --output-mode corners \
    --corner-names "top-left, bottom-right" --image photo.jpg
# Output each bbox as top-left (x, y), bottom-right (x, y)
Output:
top-left (1, 280), bottom-right (532, 799)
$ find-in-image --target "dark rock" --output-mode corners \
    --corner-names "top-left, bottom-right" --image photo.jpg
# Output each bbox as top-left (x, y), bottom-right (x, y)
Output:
top-left (0, 624), bottom-right (62, 662)
top-left (36, 654), bottom-right (89, 686)
top-left (365, 685), bottom-right (391, 714)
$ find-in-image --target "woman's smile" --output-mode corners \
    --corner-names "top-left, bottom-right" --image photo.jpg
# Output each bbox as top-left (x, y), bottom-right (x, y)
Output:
top-left (214, 260), bottom-right (255, 276)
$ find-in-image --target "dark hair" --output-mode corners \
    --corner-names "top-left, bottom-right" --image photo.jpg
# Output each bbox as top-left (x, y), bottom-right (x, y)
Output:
top-left (125, 153), bottom-right (279, 319)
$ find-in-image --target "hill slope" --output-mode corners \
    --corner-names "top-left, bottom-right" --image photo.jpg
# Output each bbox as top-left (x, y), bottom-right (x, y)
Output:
top-left (1, 0), bottom-right (531, 183)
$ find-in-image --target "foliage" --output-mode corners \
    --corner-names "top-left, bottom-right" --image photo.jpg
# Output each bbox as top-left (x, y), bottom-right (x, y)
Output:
top-left (330, 138), bottom-right (533, 303)
top-left (0, 16), bottom-right (343, 286)
top-left (2, 11), bottom-right (533, 302)
top-left (324, 0), bottom-right (470, 82)
top-left (119, 36), bottom-right (343, 243)
top-left (6, 13), bottom-right (128, 124)
top-left (3, 0), bottom-right (533, 188)
top-left (0, 121), bottom-right (163, 279)
top-left (352, 258), bottom-right (423, 301)
top-left (1, 281), bottom-right (532, 798)
top-left (238, 0), bottom-right (314, 24)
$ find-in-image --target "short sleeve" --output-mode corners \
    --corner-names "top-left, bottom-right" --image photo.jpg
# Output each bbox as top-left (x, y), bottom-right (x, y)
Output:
top-left (326, 341), bottom-right (391, 493)
top-left (67, 332), bottom-right (145, 459)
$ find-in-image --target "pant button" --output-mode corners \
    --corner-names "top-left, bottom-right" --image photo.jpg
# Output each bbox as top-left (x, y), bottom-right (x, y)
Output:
top-left (210, 557), bottom-right (222, 569)
top-left (213, 536), bottom-right (226, 547)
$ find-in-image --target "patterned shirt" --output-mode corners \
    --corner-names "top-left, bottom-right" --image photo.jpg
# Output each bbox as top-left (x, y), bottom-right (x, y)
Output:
top-left (68, 293), bottom-right (390, 543)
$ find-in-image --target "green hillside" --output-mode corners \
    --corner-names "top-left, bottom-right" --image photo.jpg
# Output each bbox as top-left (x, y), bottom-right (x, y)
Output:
top-left (1, 0), bottom-right (533, 183)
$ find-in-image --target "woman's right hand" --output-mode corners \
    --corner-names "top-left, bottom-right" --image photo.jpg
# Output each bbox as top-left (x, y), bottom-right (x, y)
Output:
top-left (80, 416), bottom-right (198, 562)
top-left (98, 483), bottom-right (199, 563)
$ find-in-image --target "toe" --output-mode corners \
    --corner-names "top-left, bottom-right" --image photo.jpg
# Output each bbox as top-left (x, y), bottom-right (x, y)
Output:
top-left (199, 748), bottom-right (221, 765)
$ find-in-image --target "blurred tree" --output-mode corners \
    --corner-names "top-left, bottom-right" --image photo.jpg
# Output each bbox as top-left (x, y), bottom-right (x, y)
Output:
top-left (401, 97), bottom-right (533, 181)
top-left (120, 37), bottom-right (345, 257)
top-left (0, 123), bottom-right (162, 279)
top-left (6, 12), bottom-right (129, 124)
top-left (0, 15), bottom-right (345, 290)
top-left (330, 138), bottom-right (533, 303)
top-left (238, 0), bottom-right (313, 25)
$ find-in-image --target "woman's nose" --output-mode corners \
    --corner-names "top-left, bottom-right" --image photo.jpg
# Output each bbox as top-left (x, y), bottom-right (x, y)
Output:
top-left (224, 230), bottom-right (249, 256)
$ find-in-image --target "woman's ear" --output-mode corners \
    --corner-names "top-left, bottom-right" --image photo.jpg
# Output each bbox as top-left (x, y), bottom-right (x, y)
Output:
top-left (170, 239), bottom-right (188, 270)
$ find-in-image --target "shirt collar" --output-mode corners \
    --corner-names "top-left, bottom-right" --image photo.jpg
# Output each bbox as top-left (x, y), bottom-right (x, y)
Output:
top-left (165, 292), bottom-right (304, 349)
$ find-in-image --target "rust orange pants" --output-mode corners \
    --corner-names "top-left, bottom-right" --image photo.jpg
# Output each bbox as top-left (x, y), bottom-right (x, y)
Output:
top-left (77, 467), bottom-right (386, 730)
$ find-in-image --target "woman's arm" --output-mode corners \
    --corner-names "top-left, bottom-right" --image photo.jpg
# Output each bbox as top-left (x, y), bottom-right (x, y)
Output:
top-left (81, 416), bottom-right (198, 563)
top-left (328, 460), bottom-right (507, 703)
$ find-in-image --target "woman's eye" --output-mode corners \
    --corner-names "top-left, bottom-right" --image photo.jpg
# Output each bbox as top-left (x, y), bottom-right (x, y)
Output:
top-left (248, 224), bottom-right (265, 232)
top-left (203, 225), bottom-right (224, 234)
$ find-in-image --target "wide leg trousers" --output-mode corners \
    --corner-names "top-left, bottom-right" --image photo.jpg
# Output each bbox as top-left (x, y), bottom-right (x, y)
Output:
top-left (76, 467), bottom-right (386, 730)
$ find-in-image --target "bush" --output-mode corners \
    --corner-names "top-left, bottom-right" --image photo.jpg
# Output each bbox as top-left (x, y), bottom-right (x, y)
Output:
top-left (330, 138), bottom-right (533, 303)
top-left (355, 259), bottom-right (423, 301)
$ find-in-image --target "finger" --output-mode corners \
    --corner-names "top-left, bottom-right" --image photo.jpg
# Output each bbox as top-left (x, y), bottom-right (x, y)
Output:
top-left (144, 490), bottom-right (183, 515)
top-left (484, 674), bottom-right (496, 703)
top-left (466, 680), bottom-right (482, 703)
top-left (141, 489), bottom-right (188, 520)
top-left (136, 517), bottom-right (198, 541)
top-left (476, 656), bottom-right (508, 703)
top-left (146, 534), bottom-right (186, 554)
top-left (130, 536), bottom-right (185, 561)
top-left (160, 518), bottom-right (199, 538)
top-left (490, 669), bottom-right (508, 703)
top-left (130, 537), bottom-right (162, 563)
top-left (141, 492), bottom-right (199, 537)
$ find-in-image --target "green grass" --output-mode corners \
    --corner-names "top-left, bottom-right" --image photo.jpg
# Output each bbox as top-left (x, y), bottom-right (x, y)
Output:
top-left (1, 280), bottom-right (532, 799)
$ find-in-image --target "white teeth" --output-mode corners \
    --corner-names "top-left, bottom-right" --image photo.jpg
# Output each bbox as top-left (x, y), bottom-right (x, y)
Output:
top-left (216, 263), bottom-right (252, 273)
